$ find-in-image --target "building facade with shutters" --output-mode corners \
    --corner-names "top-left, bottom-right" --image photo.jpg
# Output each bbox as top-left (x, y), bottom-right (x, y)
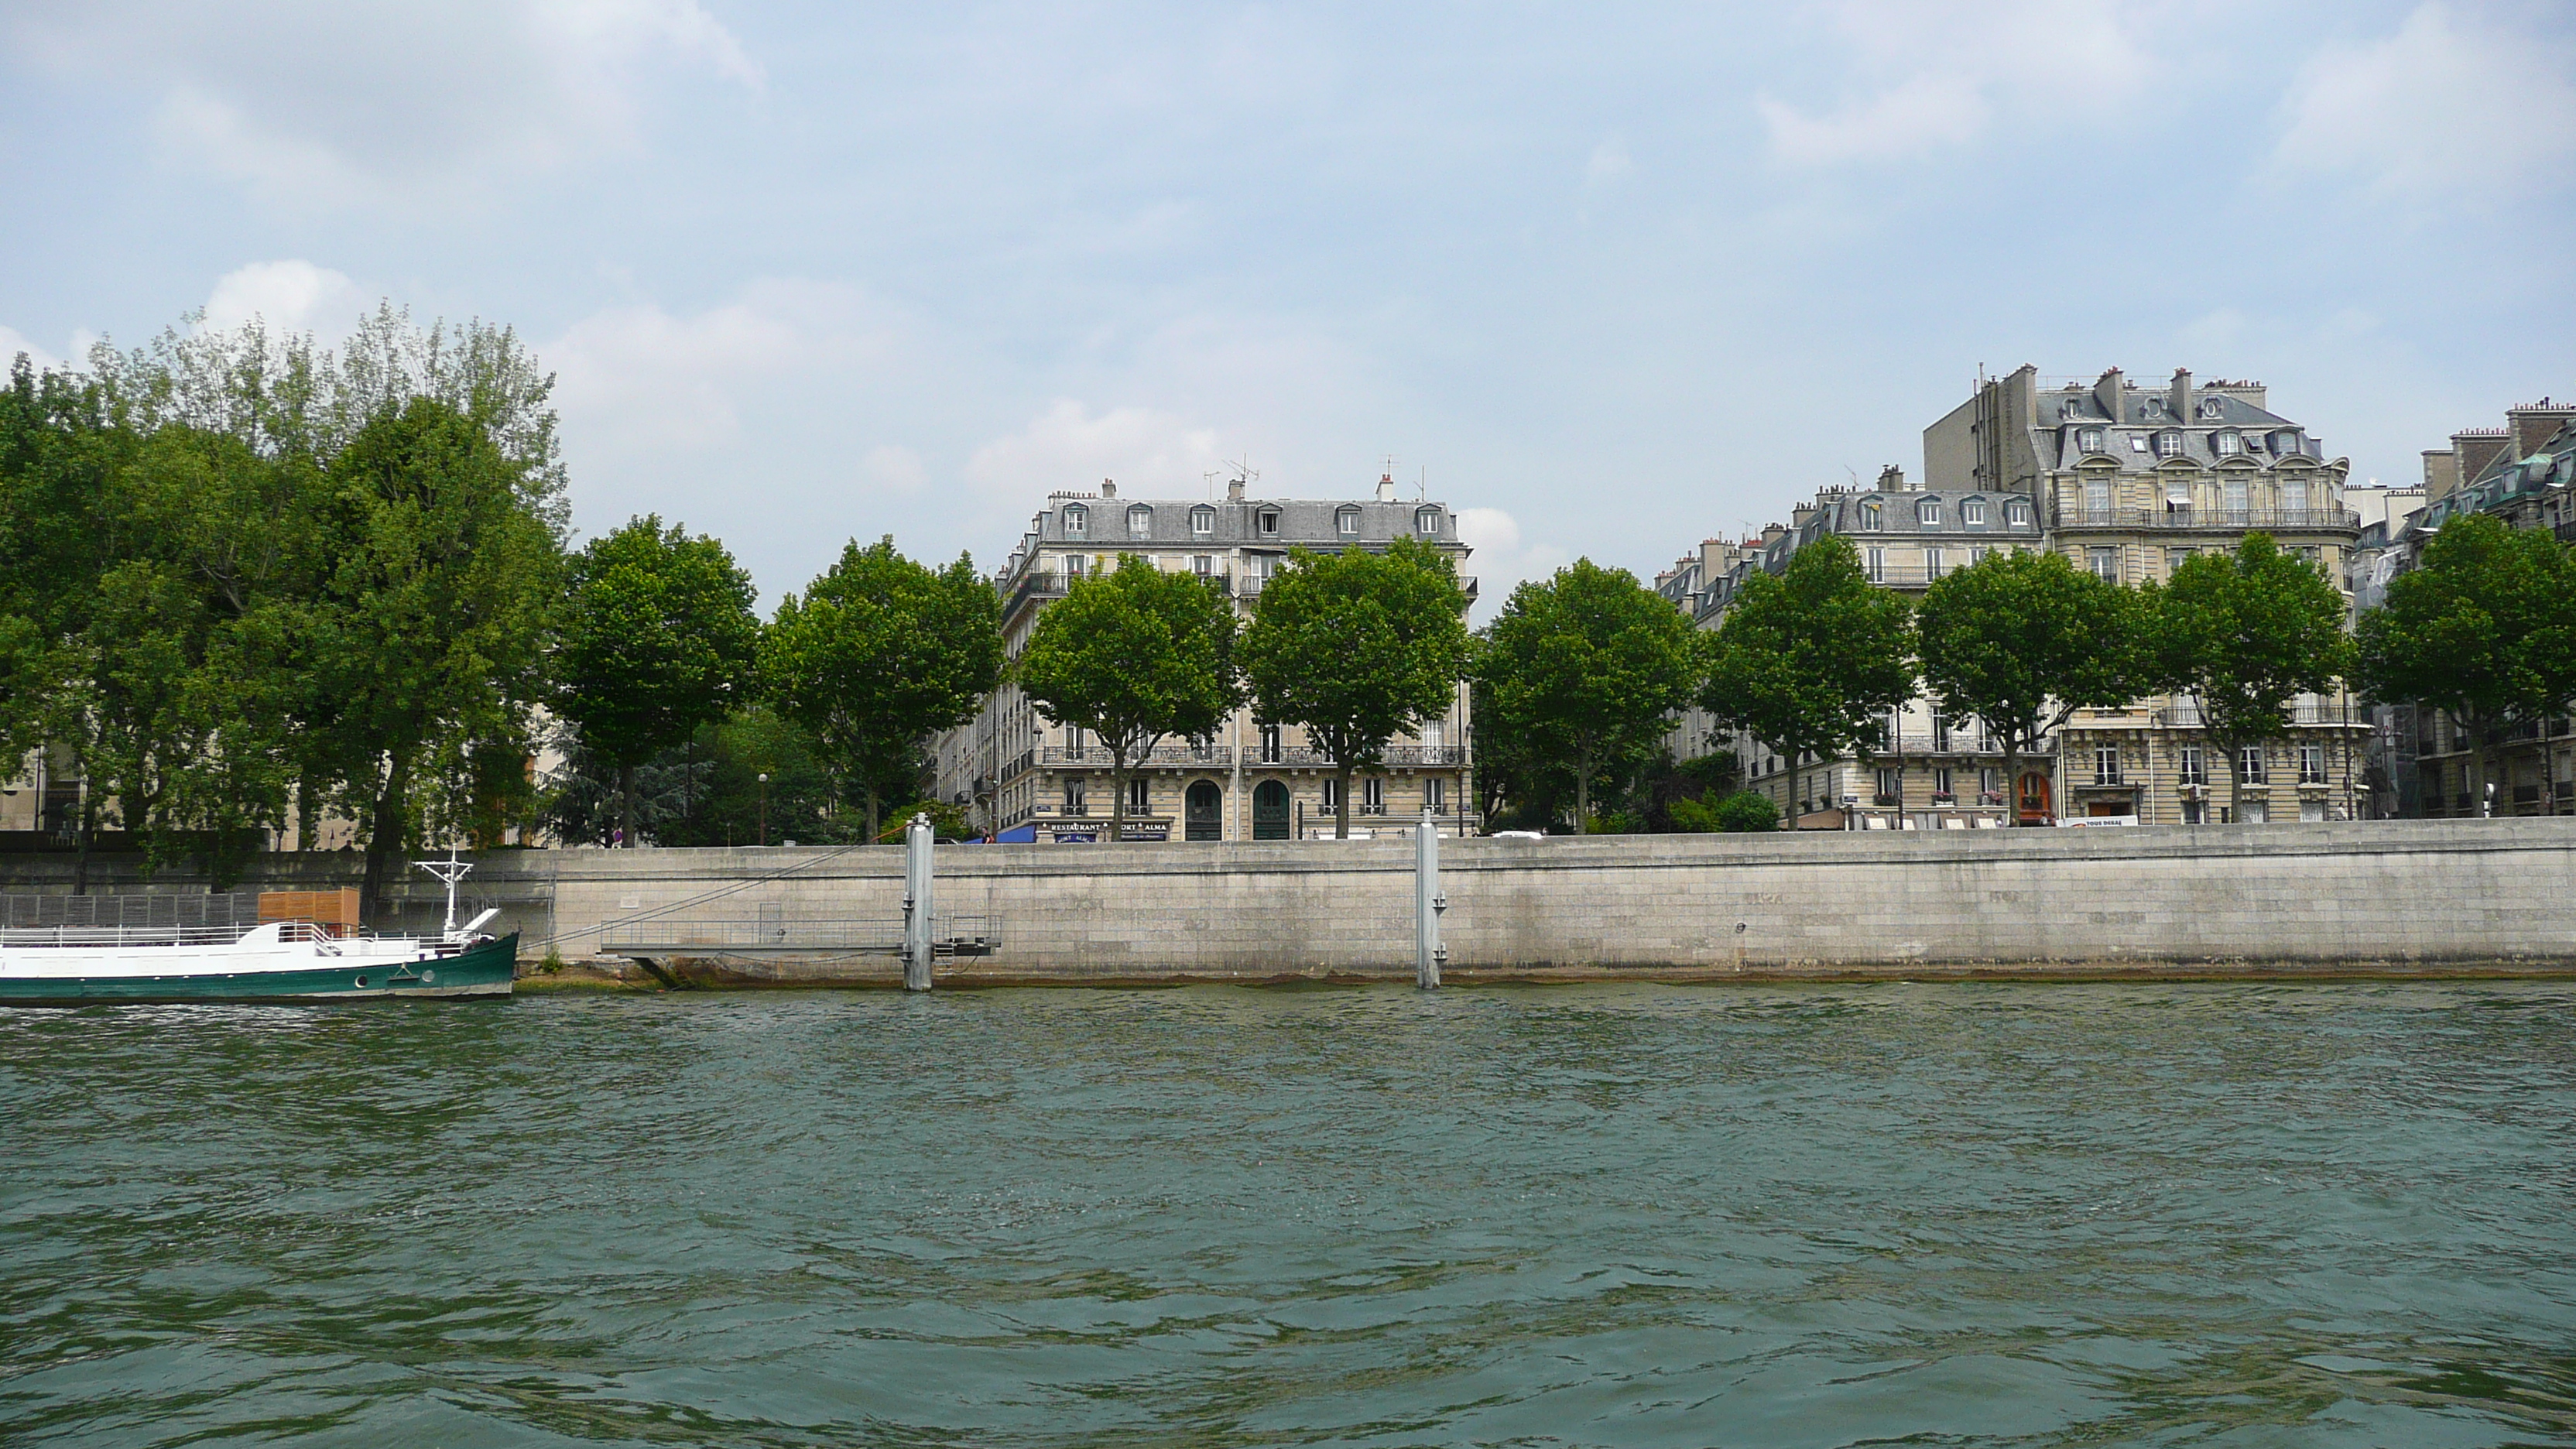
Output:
top-left (933, 474), bottom-right (1478, 842)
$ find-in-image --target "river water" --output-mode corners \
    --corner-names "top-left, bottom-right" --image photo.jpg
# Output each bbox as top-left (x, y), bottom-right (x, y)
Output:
top-left (4, 984), bottom-right (2573, 1447)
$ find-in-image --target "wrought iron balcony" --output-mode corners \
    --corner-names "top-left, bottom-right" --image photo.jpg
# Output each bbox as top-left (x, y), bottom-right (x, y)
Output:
top-left (1039, 745), bottom-right (1234, 769)
top-left (2054, 507), bottom-right (2361, 533)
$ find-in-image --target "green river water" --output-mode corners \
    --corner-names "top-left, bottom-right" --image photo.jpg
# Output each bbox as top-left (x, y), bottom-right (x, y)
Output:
top-left (3, 984), bottom-right (2573, 1447)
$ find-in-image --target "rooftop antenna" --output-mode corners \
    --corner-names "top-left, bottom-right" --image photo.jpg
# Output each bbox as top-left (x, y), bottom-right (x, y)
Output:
top-left (1417, 464), bottom-right (1428, 502)
top-left (1228, 454), bottom-right (1260, 490)
top-left (413, 842), bottom-right (473, 939)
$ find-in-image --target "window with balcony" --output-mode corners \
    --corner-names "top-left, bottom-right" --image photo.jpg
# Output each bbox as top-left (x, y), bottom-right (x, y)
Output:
top-left (1129, 776), bottom-right (1150, 813)
top-left (1260, 725), bottom-right (1282, 763)
top-left (1926, 546), bottom-right (1945, 578)
top-left (2281, 478), bottom-right (2308, 514)
top-left (1962, 498), bottom-right (1986, 526)
top-left (1190, 505), bottom-right (1215, 536)
top-left (1321, 778), bottom-right (1340, 810)
top-left (2240, 745), bottom-right (2268, 784)
top-left (1128, 505), bottom-right (1154, 539)
top-left (1865, 546), bottom-right (1886, 582)
top-left (2222, 479), bottom-right (2249, 523)
top-left (1979, 767), bottom-right (1999, 803)
top-left (2299, 744), bottom-right (2327, 784)
top-left (2084, 478), bottom-right (2113, 519)
top-left (1062, 503), bottom-right (1088, 537)
top-left (1064, 778), bottom-right (1086, 814)
top-left (1362, 776), bottom-right (1386, 814)
top-left (2094, 745), bottom-right (2122, 786)
top-left (1193, 554), bottom-right (1214, 576)
top-left (1066, 553), bottom-right (1086, 579)
top-left (1931, 711), bottom-right (1951, 752)
top-left (2166, 479), bottom-right (2192, 516)
top-left (1337, 506), bottom-right (1362, 536)
top-left (1934, 766), bottom-right (1953, 799)
top-left (1425, 777), bottom-right (1445, 812)
top-left (1875, 766), bottom-right (1899, 804)
top-left (1066, 725), bottom-right (1087, 758)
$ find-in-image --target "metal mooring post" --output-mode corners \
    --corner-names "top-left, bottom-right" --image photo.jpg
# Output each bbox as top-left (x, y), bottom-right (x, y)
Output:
top-left (903, 813), bottom-right (934, 992)
top-left (1416, 806), bottom-right (1447, 989)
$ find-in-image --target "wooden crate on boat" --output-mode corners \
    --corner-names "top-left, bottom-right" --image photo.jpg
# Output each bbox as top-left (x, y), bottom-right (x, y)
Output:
top-left (258, 889), bottom-right (361, 933)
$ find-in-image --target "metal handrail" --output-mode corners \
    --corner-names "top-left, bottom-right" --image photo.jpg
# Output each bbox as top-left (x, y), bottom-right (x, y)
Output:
top-left (0, 920), bottom-right (342, 948)
top-left (2054, 507), bottom-right (2362, 533)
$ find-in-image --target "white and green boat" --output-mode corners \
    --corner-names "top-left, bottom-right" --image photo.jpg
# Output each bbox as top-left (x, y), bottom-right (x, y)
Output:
top-left (0, 854), bottom-right (516, 1005)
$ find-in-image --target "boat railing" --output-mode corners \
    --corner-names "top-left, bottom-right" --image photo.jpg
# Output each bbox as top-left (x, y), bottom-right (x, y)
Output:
top-left (0, 920), bottom-right (343, 949)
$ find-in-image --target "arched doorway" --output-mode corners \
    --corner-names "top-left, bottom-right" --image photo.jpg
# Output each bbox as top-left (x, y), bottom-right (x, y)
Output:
top-left (1186, 780), bottom-right (1223, 841)
top-left (1252, 779), bottom-right (1291, 840)
top-left (2016, 772), bottom-right (2054, 825)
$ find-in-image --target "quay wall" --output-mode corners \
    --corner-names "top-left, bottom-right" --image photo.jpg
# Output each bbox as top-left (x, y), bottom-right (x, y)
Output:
top-left (10, 819), bottom-right (2568, 982)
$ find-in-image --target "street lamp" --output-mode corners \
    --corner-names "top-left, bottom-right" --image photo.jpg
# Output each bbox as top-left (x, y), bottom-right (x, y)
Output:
top-left (758, 772), bottom-right (769, 845)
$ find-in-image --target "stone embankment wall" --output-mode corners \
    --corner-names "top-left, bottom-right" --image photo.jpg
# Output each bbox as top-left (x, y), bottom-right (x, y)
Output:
top-left (15, 820), bottom-right (2563, 983)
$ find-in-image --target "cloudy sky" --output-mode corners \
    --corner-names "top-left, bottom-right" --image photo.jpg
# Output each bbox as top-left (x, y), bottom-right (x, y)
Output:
top-left (4, 1), bottom-right (2571, 608)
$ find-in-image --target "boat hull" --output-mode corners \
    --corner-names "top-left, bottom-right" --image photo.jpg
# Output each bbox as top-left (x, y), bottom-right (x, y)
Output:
top-left (0, 933), bottom-right (519, 1005)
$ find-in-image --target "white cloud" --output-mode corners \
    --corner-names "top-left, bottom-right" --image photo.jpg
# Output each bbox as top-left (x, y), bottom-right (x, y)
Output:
top-left (860, 444), bottom-right (927, 495)
top-left (546, 281), bottom-right (890, 454)
top-left (2275, 2), bottom-right (2576, 204)
top-left (0, 326), bottom-right (68, 374)
top-left (200, 260), bottom-right (371, 340)
top-left (1759, 0), bottom-right (2153, 166)
top-left (9, 0), bottom-right (761, 207)
top-left (964, 402), bottom-right (1224, 502)
top-left (1455, 506), bottom-right (1569, 621)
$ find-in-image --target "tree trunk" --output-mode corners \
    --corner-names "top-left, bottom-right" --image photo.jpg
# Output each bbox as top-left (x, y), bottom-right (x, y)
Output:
top-left (618, 762), bottom-right (638, 848)
top-left (361, 750), bottom-right (413, 927)
top-left (865, 780), bottom-right (882, 845)
top-left (1335, 762), bottom-right (1352, 839)
top-left (2002, 735), bottom-right (2021, 827)
top-left (2219, 739), bottom-right (2242, 825)
top-left (296, 769), bottom-right (320, 852)
top-left (1573, 746), bottom-right (1593, 832)
top-left (1109, 754), bottom-right (1126, 845)
top-left (70, 791), bottom-right (97, 896)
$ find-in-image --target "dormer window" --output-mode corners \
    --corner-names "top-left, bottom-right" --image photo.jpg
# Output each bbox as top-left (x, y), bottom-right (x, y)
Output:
top-left (2199, 396), bottom-right (2226, 420)
top-left (2154, 430), bottom-right (2184, 458)
top-left (2006, 498), bottom-right (2032, 526)
top-left (2079, 427), bottom-right (2105, 455)
top-left (2060, 399), bottom-right (2085, 420)
top-left (1190, 505), bottom-right (1215, 536)
top-left (1917, 498), bottom-right (1941, 526)
top-left (1961, 498), bottom-right (1986, 526)
top-left (2272, 430), bottom-right (2302, 456)
top-left (1127, 504), bottom-right (1153, 539)
top-left (1257, 509), bottom-right (1280, 536)
top-left (1337, 505), bottom-right (1362, 536)
top-left (1062, 504), bottom-right (1088, 537)
top-left (1415, 506), bottom-right (1441, 535)
top-left (1859, 502), bottom-right (1883, 532)
top-left (2214, 431), bottom-right (2242, 456)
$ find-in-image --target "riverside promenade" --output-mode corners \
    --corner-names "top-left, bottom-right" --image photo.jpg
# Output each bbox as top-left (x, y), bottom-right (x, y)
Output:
top-left (6, 817), bottom-right (2572, 983)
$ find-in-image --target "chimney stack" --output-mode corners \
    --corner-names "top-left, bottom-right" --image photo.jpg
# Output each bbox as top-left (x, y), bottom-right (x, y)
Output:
top-left (1876, 464), bottom-right (1907, 492)
top-left (1228, 475), bottom-right (1245, 502)
top-left (1099, 478), bottom-right (1116, 498)
top-left (1761, 522), bottom-right (1786, 548)
top-left (2169, 368), bottom-right (2193, 420)
top-left (1376, 472), bottom-right (1396, 502)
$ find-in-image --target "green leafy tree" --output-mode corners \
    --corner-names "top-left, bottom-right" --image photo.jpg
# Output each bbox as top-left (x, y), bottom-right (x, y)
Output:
top-left (762, 536), bottom-right (1002, 844)
top-left (2357, 513), bottom-right (2576, 807)
top-left (1240, 536), bottom-right (1471, 838)
top-left (559, 516), bottom-right (760, 848)
top-left (2145, 533), bottom-right (2355, 824)
top-left (1702, 533), bottom-right (1915, 821)
top-left (311, 397), bottom-right (566, 917)
top-left (1479, 559), bottom-right (1701, 829)
top-left (1917, 546), bottom-right (2146, 824)
top-left (1016, 556), bottom-right (1242, 844)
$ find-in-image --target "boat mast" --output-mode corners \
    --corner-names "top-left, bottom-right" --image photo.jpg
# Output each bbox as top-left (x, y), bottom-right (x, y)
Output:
top-left (412, 845), bottom-right (474, 939)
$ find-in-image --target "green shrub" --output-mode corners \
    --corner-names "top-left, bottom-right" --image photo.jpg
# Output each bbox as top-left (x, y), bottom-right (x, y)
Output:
top-left (1711, 792), bottom-right (1780, 832)
top-left (1667, 796), bottom-right (1721, 833)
